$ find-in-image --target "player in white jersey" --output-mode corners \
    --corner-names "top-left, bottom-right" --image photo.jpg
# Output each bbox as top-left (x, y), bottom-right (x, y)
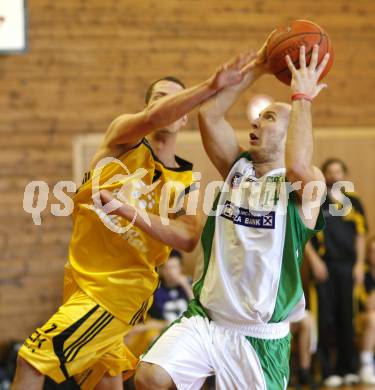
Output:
top-left (135, 43), bottom-right (330, 389)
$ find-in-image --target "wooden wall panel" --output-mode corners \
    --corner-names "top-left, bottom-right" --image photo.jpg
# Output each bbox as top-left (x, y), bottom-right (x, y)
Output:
top-left (1, 0), bottom-right (375, 354)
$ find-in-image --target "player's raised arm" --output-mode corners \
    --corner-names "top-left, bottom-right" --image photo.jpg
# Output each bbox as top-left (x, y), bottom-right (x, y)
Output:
top-left (285, 44), bottom-right (330, 192)
top-left (198, 45), bottom-right (270, 178)
top-left (102, 57), bottom-right (251, 150)
top-left (284, 44), bottom-right (330, 228)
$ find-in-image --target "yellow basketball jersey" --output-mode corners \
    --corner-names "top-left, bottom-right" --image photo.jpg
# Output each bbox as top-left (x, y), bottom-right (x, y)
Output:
top-left (68, 139), bottom-right (194, 324)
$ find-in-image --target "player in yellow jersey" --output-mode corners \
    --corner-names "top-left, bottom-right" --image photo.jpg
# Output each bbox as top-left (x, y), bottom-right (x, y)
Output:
top-left (12, 53), bottom-right (255, 390)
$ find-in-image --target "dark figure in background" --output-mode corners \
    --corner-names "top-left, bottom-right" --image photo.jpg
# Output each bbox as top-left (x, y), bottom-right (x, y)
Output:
top-left (356, 236), bottom-right (375, 385)
top-left (305, 158), bottom-right (367, 387)
top-left (148, 249), bottom-right (193, 323)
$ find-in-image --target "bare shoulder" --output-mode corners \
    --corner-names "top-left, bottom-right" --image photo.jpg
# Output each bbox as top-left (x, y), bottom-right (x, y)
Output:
top-left (105, 111), bottom-right (147, 148)
top-left (90, 144), bottom-right (118, 169)
top-left (105, 113), bottom-right (139, 142)
top-left (90, 141), bottom-right (138, 169)
top-left (107, 113), bottom-right (136, 132)
top-left (89, 113), bottom-right (145, 168)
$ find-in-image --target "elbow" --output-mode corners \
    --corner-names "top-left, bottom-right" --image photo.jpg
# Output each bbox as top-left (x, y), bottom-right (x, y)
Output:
top-left (198, 109), bottom-right (221, 133)
top-left (197, 108), bottom-right (209, 125)
top-left (143, 107), bottom-right (162, 129)
top-left (286, 163), bottom-right (312, 184)
top-left (198, 104), bottom-right (218, 124)
top-left (198, 104), bottom-right (208, 117)
top-left (181, 238), bottom-right (198, 253)
top-left (180, 234), bottom-right (200, 253)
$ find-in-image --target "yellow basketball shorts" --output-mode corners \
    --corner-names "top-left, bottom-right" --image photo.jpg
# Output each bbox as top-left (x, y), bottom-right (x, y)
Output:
top-left (18, 272), bottom-right (138, 388)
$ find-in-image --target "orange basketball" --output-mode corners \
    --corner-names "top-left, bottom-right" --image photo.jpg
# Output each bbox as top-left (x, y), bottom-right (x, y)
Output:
top-left (266, 20), bottom-right (334, 85)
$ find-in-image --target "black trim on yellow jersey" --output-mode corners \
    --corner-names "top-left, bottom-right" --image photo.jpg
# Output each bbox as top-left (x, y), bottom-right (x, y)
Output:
top-left (78, 137), bottom-right (192, 194)
top-left (153, 169), bottom-right (162, 183)
top-left (64, 311), bottom-right (114, 363)
top-left (129, 300), bottom-right (148, 326)
top-left (77, 139), bottom-right (145, 194)
top-left (142, 138), bottom-right (193, 172)
top-left (129, 304), bottom-right (143, 326)
top-left (67, 315), bottom-right (114, 363)
top-left (178, 181), bottom-right (199, 200)
top-left (52, 305), bottom-right (100, 380)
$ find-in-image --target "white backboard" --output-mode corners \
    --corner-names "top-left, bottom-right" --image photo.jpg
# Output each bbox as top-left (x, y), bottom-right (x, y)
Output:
top-left (0, 0), bottom-right (27, 53)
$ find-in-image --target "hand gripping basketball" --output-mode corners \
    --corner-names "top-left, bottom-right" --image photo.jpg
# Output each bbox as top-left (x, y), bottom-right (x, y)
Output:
top-left (285, 44), bottom-right (330, 100)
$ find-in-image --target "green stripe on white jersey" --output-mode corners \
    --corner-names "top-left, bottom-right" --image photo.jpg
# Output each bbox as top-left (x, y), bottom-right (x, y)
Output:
top-left (193, 152), bottom-right (324, 329)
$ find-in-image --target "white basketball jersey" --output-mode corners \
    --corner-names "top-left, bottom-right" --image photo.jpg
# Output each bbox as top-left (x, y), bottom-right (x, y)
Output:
top-left (193, 153), bottom-right (324, 332)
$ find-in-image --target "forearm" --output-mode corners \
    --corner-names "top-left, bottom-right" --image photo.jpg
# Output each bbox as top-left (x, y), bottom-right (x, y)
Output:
top-left (356, 234), bottom-right (366, 265)
top-left (198, 113), bottom-right (241, 178)
top-left (305, 241), bottom-right (321, 266)
top-left (116, 203), bottom-right (200, 253)
top-left (179, 279), bottom-right (194, 300)
top-left (146, 80), bottom-right (217, 129)
top-left (285, 100), bottom-right (314, 181)
top-left (106, 80), bottom-right (219, 147)
top-left (200, 67), bottom-right (262, 120)
top-left (198, 68), bottom-right (261, 177)
top-left (284, 45), bottom-right (330, 184)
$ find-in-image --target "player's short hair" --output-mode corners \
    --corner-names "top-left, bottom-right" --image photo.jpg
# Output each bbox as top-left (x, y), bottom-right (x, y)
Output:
top-left (321, 158), bottom-right (348, 175)
top-left (144, 76), bottom-right (186, 104)
top-left (169, 249), bottom-right (182, 261)
top-left (158, 249), bottom-right (183, 273)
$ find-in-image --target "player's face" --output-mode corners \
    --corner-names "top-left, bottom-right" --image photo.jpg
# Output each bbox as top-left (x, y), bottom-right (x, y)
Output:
top-left (148, 80), bottom-right (188, 133)
top-left (324, 162), bottom-right (346, 187)
top-left (368, 241), bottom-right (375, 268)
top-left (159, 257), bottom-right (182, 287)
top-left (248, 103), bottom-right (291, 160)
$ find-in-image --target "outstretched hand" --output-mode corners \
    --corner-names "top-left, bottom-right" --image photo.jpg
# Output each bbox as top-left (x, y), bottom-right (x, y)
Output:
top-left (209, 51), bottom-right (257, 91)
top-left (286, 44), bottom-right (330, 98)
top-left (241, 29), bottom-right (277, 75)
top-left (208, 30), bottom-right (280, 92)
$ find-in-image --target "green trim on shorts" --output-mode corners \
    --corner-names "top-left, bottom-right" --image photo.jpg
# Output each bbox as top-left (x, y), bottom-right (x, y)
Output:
top-left (246, 333), bottom-right (291, 390)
